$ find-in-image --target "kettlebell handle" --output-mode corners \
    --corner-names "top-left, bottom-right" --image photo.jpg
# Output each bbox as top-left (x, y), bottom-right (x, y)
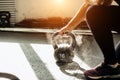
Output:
top-left (52, 31), bottom-right (76, 50)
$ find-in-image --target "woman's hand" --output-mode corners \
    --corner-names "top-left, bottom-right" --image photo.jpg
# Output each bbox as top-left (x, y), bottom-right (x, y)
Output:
top-left (58, 26), bottom-right (72, 35)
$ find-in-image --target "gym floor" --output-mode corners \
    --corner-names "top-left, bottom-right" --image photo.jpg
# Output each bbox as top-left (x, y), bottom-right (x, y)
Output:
top-left (0, 29), bottom-right (119, 80)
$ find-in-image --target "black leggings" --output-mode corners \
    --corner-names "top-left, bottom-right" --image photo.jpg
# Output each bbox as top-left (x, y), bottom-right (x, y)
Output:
top-left (86, 5), bottom-right (120, 64)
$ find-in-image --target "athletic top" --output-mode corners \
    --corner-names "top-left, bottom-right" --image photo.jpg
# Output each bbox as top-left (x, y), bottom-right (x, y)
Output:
top-left (115, 0), bottom-right (120, 5)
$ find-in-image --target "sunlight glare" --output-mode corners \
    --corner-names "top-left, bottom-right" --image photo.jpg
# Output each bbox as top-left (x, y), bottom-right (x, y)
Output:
top-left (0, 42), bottom-right (38, 80)
top-left (55, 0), bottom-right (64, 4)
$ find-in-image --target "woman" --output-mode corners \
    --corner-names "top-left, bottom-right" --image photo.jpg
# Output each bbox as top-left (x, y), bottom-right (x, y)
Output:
top-left (58, 0), bottom-right (120, 79)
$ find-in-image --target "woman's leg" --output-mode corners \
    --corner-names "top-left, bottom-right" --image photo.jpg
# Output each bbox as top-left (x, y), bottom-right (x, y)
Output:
top-left (84, 5), bottom-right (120, 79)
top-left (86, 5), bottom-right (119, 64)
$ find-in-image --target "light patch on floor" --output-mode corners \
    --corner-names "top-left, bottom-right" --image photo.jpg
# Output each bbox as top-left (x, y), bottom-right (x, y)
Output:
top-left (73, 55), bottom-right (91, 70)
top-left (0, 42), bottom-right (38, 80)
top-left (0, 78), bottom-right (10, 80)
top-left (31, 44), bottom-right (91, 80)
top-left (0, 78), bottom-right (8, 80)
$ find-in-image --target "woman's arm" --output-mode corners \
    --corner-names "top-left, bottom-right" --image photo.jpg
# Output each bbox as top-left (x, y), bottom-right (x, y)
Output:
top-left (59, 1), bottom-right (90, 34)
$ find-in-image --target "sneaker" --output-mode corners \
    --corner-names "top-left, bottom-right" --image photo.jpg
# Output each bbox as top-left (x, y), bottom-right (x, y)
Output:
top-left (84, 63), bottom-right (120, 79)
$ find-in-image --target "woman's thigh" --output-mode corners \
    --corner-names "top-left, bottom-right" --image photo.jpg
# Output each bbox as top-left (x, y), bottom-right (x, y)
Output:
top-left (86, 5), bottom-right (120, 32)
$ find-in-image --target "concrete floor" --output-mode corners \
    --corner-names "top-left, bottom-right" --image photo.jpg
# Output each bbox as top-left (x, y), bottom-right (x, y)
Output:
top-left (0, 31), bottom-right (119, 80)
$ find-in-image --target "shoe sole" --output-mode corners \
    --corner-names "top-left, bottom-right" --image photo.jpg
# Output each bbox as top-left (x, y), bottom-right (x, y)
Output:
top-left (85, 78), bottom-right (120, 80)
top-left (88, 74), bottom-right (120, 79)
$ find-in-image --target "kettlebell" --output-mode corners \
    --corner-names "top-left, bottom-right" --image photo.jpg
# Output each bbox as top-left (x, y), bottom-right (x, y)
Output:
top-left (52, 32), bottom-right (77, 66)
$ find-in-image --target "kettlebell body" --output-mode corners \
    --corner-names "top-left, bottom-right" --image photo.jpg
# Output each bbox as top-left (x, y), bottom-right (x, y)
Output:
top-left (52, 32), bottom-right (76, 66)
